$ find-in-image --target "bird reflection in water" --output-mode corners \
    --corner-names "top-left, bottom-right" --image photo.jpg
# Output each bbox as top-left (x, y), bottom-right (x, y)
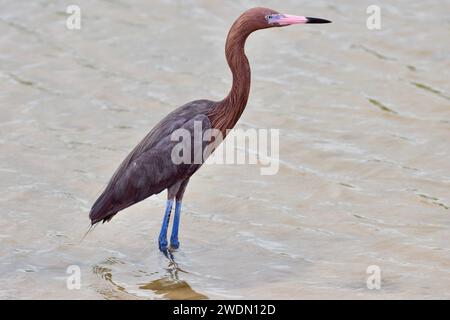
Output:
top-left (139, 274), bottom-right (208, 300)
top-left (93, 254), bottom-right (207, 300)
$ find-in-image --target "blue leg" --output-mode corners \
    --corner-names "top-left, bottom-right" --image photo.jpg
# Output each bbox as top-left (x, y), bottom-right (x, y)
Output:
top-left (170, 201), bottom-right (182, 249)
top-left (158, 199), bottom-right (173, 252)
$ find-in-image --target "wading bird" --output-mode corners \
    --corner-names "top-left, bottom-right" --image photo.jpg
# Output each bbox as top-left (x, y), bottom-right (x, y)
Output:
top-left (89, 7), bottom-right (331, 252)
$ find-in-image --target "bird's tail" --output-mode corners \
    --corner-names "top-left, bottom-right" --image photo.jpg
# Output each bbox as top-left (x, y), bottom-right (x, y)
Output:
top-left (89, 189), bottom-right (117, 224)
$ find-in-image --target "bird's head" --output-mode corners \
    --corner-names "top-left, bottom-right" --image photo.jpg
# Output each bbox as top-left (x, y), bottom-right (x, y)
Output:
top-left (239, 7), bottom-right (331, 32)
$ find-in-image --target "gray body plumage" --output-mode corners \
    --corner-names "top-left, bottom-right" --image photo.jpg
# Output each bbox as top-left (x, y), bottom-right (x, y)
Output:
top-left (90, 99), bottom-right (214, 224)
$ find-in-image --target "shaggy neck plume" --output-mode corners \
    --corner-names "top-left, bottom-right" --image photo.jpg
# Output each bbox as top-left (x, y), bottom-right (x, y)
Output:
top-left (208, 14), bottom-right (253, 134)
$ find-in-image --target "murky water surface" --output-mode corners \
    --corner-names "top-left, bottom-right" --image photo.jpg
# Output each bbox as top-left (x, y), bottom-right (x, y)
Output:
top-left (1, 0), bottom-right (449, 299)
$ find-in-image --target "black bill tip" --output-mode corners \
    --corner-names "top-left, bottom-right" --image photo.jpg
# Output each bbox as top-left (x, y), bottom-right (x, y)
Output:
top-left (306, 17), bottom-right (332, 24)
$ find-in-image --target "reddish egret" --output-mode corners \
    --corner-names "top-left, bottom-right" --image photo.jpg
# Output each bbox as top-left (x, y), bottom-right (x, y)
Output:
top-left (90, 7), bottom-right (331, 252)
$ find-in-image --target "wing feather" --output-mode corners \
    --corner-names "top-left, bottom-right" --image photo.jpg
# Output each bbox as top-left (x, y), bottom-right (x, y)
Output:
top-left (89, 104), bottom-right (212, 224)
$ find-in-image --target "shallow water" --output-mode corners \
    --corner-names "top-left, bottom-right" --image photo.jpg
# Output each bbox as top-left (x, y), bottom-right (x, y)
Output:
top-left (1, 0), bottom-right (450, 299)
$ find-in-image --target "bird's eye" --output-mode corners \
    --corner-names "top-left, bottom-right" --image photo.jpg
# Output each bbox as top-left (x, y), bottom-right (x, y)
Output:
top-left (265, 15), bottom-right (272, 21)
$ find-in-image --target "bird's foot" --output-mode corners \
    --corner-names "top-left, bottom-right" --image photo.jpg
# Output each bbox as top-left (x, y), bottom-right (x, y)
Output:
top-left (170, 238), bottom-right (180, 250)
top-left (158, 237), bottom-right (168, 252)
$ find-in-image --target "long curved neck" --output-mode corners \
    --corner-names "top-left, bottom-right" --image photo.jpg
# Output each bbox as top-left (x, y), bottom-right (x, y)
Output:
top-left (208, 18), bottom-right (252, 134)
